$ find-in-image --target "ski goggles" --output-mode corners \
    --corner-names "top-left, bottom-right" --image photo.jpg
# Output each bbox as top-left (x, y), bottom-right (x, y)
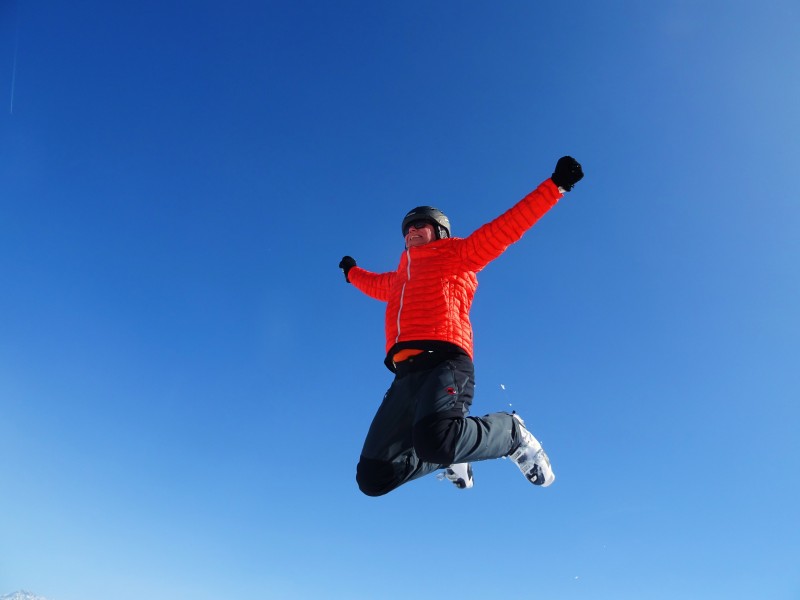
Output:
top-left (403, 219), bottom-right (434, 235)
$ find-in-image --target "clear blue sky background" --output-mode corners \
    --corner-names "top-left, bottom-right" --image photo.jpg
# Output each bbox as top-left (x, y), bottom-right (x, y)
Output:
top-left (2, 1), bottom-right (798, 599)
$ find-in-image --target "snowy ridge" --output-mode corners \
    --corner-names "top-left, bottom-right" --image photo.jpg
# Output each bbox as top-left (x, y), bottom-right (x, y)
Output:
top-left (1, 592), bottom-right (49, 600)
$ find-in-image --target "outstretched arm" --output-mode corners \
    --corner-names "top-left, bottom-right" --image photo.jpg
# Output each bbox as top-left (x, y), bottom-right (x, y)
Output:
top-left (339, 256), bottom-right (396, 302)
top-left (458, 156), bottom-right (583, 271)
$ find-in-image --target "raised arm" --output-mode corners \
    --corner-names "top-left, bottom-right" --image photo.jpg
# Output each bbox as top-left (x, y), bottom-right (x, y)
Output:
top-left (457, 156), bottom-right (583, 271)
top-left (339, 256), bottom-right (396, 302)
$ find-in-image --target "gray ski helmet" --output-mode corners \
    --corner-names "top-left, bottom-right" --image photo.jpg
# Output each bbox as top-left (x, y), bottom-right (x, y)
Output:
top-left (401, 206), bottom-right (451, 240)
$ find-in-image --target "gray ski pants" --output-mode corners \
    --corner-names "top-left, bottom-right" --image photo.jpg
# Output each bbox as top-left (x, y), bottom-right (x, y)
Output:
top-left (356, 352), bottom-right (519, 497)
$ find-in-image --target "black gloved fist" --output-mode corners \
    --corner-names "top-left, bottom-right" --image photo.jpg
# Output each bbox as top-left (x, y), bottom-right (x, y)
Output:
top-left (551, 156), bottom-right (584, 192)
top-left (339, 256), bottom-right (356, 283)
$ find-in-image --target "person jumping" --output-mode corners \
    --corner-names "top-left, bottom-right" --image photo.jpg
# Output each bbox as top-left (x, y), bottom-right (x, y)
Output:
top-left (339, 156), bottom-right (584, 497)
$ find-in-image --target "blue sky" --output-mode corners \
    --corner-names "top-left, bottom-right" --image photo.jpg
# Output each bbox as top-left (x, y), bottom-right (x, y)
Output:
top-left (1, 1), bottom-right (798, 599)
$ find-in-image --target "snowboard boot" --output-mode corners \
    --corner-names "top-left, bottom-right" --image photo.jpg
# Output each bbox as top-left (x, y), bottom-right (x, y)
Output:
top-left (444, 463), bottom-right (474, 489)
top-left (509, 413), bottom-right (555, 487)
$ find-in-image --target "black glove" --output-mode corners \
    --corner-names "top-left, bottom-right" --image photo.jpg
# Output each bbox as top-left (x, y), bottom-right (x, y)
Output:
top-left (551, 156), bottom-right (584, 192)
top-left (339, 256), bottom-right (356, 283)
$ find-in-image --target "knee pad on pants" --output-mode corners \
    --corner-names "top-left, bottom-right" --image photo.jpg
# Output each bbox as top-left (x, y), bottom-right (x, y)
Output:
top-left (356, 456), bottom-right (401, 497)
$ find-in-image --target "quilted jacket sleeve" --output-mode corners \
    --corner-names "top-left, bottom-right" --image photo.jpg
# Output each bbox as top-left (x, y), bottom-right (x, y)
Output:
top-left (347, 266), bottom-right (396, 302)
top-left (457, 178), bottom-right (562, 271)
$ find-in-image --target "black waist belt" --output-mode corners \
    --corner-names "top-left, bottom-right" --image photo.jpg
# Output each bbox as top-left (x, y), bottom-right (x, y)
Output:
top-left (393, 350), bottom-right (463, 377)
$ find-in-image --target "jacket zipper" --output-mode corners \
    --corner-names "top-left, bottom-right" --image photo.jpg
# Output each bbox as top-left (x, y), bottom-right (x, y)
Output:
top-left (396, 248), bottom-right (411, 344)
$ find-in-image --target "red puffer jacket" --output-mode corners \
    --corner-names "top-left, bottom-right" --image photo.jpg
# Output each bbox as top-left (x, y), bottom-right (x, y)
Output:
top-left (349, 178), bottom-right (562, 363)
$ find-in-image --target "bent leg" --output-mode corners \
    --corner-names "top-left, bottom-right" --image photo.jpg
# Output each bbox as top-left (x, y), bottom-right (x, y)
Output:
top-left (413, 411), bottom-right (517, 465)
top-left (356, 376), bottom-right (439, 496)
top-left (412, 355), bottom-right (518, 465)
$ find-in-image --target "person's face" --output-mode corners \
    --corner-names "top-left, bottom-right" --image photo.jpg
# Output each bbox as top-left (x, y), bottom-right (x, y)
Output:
top-left (404, 221), bottom-right (436, 247)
